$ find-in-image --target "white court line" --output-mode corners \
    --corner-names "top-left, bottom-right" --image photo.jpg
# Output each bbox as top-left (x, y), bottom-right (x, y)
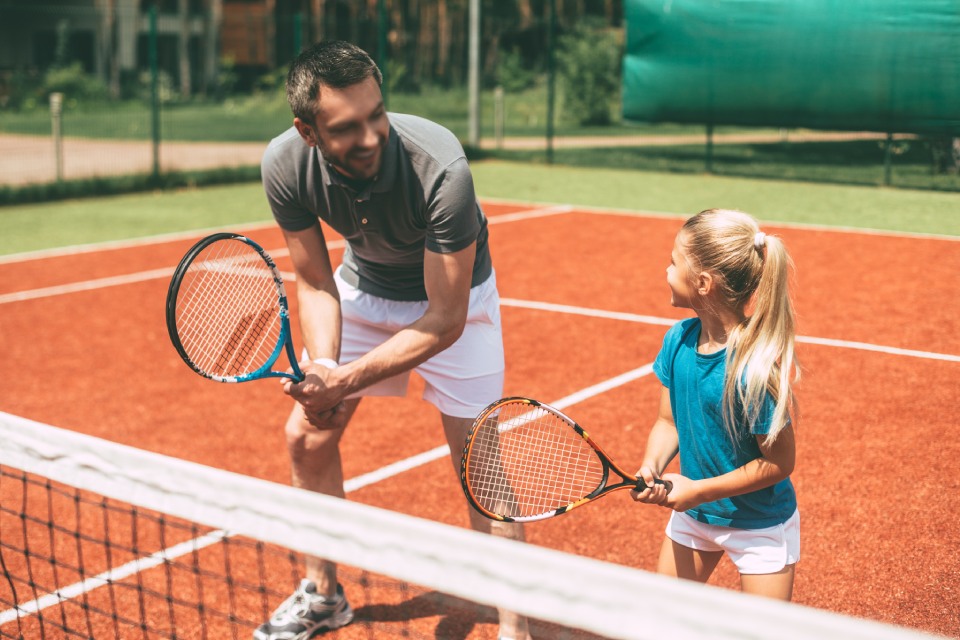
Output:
top-left (499, 298), bottom-right (960, 363)
top-left (0, 204), bottom-right (573, 265)
top-left (479, 197), bottom-right (960, 242)
top-left (1, 361), bottom-right (653, 622)
top-left (1, 265), bottom-right (956, 363)
top-left (0, 203), bottom-right (571, 304)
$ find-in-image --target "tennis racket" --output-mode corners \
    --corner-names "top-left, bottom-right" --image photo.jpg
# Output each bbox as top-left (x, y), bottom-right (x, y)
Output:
top-left (166, 232), bottom-right (304, 383)
top-left (460, 397), bottom-right (672, 522)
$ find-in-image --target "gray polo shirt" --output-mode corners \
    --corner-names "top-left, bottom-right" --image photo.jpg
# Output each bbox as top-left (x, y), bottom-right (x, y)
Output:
top-left (261, 113), bottom-right (492, 301)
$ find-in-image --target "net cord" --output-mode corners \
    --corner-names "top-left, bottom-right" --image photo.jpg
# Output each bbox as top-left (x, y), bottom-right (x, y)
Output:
top-left (0, 412), bottom-right (941, 640)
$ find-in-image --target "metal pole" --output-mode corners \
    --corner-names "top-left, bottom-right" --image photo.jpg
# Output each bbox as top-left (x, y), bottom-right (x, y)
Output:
top-left (149, 4), bottom-right (160, 181)
top-left (705, 122), bottom-right (714, 173)
top-left (545, 0), bottom-right (556, 164)
top-left (467, 0), bottom-right (481, 149)
top-left (50, 92), bottom-right (64, 182)
top-left (494, 86), bottom-right (504, 150)
top-left (883, 132), bottom-right (893, 186)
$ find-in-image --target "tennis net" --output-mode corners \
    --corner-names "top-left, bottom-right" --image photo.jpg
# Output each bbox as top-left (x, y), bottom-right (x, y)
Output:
top-left (0, 412), bottom-right (940, 640)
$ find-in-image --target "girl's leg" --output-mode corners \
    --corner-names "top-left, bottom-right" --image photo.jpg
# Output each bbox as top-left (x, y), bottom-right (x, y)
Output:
top-left (740, 564), bottom-right (796, 601)
top-left (657, 537), bottom-right (724, 583)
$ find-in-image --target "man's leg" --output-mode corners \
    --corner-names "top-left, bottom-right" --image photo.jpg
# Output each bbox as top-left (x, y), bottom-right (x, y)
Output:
top-left (441, 413), bottom-right (531, 640)
top-left (253, 400), bottom-right (362, 640)
top-left (285, 399), bottom-right (362, 598)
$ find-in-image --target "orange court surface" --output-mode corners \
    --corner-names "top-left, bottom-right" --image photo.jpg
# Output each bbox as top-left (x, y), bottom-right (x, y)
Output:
top-left (1, 200), bottom-right (958, 639)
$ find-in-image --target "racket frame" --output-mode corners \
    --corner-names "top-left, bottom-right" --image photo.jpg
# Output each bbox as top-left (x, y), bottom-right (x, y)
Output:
top-left (166, 232), bottom-right (304, 383)
top-left (460, 396), bottom-right (667, 522)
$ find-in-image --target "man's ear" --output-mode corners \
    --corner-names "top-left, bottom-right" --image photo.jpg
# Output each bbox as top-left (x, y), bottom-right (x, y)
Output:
top-left (293, 118), bottom-right (318, 147)
top-left (697, 271), bottom-right (714, 296)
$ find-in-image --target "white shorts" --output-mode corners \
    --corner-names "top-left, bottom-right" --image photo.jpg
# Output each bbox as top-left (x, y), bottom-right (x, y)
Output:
top-left (332, 267), bottom-right (505, 419)
top-left (666, 509), bottom-right (801, 575)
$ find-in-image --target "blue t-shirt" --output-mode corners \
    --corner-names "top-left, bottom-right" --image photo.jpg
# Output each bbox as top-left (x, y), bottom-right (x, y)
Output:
top-left (654, 318), bottom-right (797, 529)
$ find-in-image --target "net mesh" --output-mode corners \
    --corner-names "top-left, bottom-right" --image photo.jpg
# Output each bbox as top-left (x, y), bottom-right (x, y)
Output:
top-left (174, 238), bottom-right (283, 378)
top-left (0, 412), bottom-right (938, 640)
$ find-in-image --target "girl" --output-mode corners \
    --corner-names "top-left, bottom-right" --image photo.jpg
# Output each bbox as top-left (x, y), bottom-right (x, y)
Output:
top-left (633, 208), bottom-right (800, 601)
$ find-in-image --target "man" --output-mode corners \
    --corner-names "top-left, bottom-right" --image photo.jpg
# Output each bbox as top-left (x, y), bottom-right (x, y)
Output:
top-left (254, 41), bottom-right (529, 640)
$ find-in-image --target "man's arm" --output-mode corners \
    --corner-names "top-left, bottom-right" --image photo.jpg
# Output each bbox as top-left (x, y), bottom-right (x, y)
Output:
top-left (282, 223), bottom-right (342, 363)
top-left (286, 241), bottom-right (477, 412)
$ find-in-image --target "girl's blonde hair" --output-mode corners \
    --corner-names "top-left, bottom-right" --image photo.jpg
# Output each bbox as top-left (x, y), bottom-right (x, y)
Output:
top-left (680, 209), bottom-right (799, 443)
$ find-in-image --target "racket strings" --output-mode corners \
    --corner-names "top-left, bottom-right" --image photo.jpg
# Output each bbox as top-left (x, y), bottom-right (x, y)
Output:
top-left (467, 404), bottom-right (604, 518)
top-left (175, 241), bottom-right (283, 376)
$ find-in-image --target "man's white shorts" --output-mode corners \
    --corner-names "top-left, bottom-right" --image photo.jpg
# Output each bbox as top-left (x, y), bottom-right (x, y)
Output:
top-left (333, 267), bottom-right (505, 419)
top-left (665, 509), bottom-right (801, 575)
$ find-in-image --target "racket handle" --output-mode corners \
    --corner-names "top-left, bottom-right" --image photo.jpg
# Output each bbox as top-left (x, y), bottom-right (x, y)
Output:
top-left (636, 478), bottom-right (673, 494)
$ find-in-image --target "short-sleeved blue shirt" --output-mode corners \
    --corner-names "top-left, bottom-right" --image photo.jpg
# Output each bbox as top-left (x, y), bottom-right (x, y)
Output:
top-left (654, 318), bottom-right (797, 529)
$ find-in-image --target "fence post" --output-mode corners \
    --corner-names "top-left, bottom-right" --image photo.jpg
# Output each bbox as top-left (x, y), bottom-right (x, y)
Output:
top-left (705, 122), bottom-right (714, 173)
top-left (494, 86), bottom-right (504, 150)
top-left (149, 3), bottom-right (160, 182)
top-left (50, 92), bottom-right (64, 182)
top-left (883, 132), bottom-right (893, 186)
top-left (545, 0), bottom-right (556, 164)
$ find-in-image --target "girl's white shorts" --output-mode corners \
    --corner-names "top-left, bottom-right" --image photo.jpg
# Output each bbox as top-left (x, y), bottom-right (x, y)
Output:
top-left (332, 267), bottom-right (505, 419)
top-left (666, 508), bottom-right (800, 574)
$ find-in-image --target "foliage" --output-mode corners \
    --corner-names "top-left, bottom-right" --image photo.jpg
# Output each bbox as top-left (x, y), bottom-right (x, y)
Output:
top-left (44, 63), bottom-right (110, 105)
top-left (496, 48), bottom-right (537, 93)
top-left (556, 24), bottom-right (621, 126)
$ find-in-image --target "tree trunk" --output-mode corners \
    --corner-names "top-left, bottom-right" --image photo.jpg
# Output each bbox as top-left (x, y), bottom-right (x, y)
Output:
top-left (202, 0), bottom-right (222, 96)
top-left (311, 0), bottom-right (325, 43)
top-left (417, 1), bottom-right (435, 85)
top-left (178, 0), bottom-right (192, 97)
top-left (437, 0), bottom-right (448, 81)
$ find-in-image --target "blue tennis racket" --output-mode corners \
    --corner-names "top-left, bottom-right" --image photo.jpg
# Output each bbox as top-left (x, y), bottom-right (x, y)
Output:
top-left (166, 232), bottom-right (304, 383)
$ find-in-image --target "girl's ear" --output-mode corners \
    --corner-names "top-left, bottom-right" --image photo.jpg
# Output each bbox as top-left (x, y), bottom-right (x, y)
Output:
top-left (697, 271), bottom-right (714, 296)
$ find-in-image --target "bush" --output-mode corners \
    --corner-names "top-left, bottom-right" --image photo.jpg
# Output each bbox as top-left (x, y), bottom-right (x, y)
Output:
top-left (556, 25), bottom-right (621, 126)
top-left (44, 63), bottom-right (109, 104)
top-left (496, 48), bottom-right (537, 93)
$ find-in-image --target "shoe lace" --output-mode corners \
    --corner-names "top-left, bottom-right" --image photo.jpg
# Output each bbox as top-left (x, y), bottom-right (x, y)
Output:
top-left (289, 592), bottom-right (310, 618)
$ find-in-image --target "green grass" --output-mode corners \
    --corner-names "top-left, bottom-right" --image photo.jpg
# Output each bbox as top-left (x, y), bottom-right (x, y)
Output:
top-left (2, 162), bottom-right (957, 257)
top-left (0, 84), bottom-right (718, 142)
top-left (479, 139), bottom-right (960, 193)
top-left (469, 161), bottom-right (960, 235)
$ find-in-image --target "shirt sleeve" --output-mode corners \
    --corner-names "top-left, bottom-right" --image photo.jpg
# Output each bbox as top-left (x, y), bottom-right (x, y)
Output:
top-left (653, 320), bottom-right (688, 388)
top-left (424, 157), bottom-right (480, 254)
top-left (261, 133), bottom-right (319, 232)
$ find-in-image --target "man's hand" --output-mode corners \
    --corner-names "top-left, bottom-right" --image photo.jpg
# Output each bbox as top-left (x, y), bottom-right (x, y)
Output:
top-left (282, 362), bottom-right (348, 429)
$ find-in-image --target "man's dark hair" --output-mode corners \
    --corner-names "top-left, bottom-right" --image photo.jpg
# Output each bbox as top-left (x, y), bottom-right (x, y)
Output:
top-left (286, 41), bottom-right (383, 123)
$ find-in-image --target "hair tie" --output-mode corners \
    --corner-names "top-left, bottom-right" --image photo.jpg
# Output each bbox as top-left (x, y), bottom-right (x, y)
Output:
top-left (753, 232), bottom-right (767, 251)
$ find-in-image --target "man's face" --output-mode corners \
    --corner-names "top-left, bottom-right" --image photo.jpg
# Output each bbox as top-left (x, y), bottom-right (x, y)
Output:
top-left (294, 76), bottom-right (389, 181)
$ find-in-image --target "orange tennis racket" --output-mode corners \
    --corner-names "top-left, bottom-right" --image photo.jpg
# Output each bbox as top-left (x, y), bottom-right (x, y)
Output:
top-left (460, 397), bottom-right (672, 522)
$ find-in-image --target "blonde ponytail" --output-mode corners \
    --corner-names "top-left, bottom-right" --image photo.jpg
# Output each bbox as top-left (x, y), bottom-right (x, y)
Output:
top-left (680, 210), bottom-right (799, 444)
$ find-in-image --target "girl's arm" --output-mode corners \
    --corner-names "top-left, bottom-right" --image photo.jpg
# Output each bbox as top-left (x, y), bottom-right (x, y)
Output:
top-left (665, 425), bottom-right (796, 512)
top-left (631, 386), bottom-right (679, 504)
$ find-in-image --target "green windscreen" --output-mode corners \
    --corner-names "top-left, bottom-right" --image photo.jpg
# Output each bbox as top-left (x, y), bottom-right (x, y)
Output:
top-left (622, 0), bottom-right (960, 135)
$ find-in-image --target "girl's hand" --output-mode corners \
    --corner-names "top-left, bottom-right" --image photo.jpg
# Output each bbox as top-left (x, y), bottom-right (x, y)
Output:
top-left (661, 473), bottom-right (704, 512)
top-left (630, 465), bottom-right (670, 505)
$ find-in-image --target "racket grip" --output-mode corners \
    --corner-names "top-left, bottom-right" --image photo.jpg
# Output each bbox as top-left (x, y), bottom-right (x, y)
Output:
top-left (636, 477), bottom-right (673, 494)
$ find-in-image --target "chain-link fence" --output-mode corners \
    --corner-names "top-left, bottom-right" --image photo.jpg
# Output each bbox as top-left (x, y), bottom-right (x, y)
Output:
top-left (1, 1), bottom-right (958, 202)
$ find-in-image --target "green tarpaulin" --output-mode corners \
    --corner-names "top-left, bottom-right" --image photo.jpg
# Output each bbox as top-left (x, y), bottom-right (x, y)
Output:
top-left (622, 0), bottom-right (960, 134)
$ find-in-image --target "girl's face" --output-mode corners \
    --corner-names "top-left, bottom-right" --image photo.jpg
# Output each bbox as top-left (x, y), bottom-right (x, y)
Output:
top-left (666, 233), bottom-right (698, 308)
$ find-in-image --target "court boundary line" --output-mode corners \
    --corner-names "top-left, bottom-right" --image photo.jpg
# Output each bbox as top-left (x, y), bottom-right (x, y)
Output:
top-left (0, 203), bottom-right (573, 265)
top-left (2, 260), bottom-right (955, 362)
top-left (3, 195), bottom-right (956, 266)
top-left (479, 196), bottom-right (960, 242)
